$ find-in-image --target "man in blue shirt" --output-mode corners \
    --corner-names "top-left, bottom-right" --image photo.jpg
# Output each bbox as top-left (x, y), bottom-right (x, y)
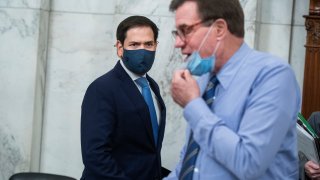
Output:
top-left (165, 0), bottom-right (301, 179)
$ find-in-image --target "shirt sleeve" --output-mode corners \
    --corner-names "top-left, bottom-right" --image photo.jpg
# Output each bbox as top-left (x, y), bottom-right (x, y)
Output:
top-left (183, 65), bottom-right (300, 179)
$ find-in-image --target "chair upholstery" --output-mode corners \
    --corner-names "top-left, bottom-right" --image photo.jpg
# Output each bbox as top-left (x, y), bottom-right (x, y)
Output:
top-left (9, 172), bottom-right (76, 180)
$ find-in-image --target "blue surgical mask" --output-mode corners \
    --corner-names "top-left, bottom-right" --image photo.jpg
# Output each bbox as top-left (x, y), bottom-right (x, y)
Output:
top-left (122, 49), bottom-right (156, 75)
top-left (186, 24), bottom-right (220, 76)
top-left (186, 52), bottom-right (216, 76)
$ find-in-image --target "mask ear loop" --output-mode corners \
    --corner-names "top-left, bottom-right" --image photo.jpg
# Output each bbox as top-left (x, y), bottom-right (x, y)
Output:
top-left (210, 40), bottom-right (220, 73)
top-left (183, 22), bottom-right (214, 63)
top-left (197, 23), bottom-right (214, 52)
top-left (212, 40), bottom-right (220, 56)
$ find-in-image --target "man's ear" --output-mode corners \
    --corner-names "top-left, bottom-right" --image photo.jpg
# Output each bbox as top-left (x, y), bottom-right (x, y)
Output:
top-left (154, 41), bottom-right (159, 49)
top-left (214, 19), bottom-right (227, 41)
top-left (116, 40), bottom-right (123, 58)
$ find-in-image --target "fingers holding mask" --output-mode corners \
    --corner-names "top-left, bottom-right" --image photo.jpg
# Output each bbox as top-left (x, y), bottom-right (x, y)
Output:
top-left (171, 69), bottom-right (200, 107)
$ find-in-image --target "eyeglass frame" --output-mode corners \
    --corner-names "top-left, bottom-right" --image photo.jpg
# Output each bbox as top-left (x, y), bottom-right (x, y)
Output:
top-left (172, 19), bottom-right (215, 42)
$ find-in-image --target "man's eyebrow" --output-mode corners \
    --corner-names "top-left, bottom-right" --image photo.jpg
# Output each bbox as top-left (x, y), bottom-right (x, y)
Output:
top-left (177, 24), bottom-right (189, 29)
top-left (128, 41), bottom-right (141, 44)
top-left (128, 40), bottom-right (154, 44)
top-left (144, 41), bottom-right (155, 44)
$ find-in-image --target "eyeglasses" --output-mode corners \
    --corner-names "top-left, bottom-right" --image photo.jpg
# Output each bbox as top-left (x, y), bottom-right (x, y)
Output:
top-left (172, 19), bottom-right (213, 42)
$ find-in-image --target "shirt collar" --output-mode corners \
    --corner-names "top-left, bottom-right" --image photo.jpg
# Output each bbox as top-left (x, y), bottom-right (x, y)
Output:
top-left (216, 42), bottom-right (252, 90)
top-left (119, 60), bottom-right (146, 81)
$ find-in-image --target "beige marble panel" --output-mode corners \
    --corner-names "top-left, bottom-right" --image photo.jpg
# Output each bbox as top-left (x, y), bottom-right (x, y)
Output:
top-left (0, 7), bottom-right (49, 179)
top-left (52, 0), bottom-right (116, 14)
top-left (0, 0), bottom-right (50, 10)
top-left (41, 12), bottom-right (116, 178)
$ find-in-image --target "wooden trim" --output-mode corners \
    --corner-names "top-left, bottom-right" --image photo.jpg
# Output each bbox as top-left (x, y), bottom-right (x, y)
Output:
top-left (302, 2), bottom-right (320, 118)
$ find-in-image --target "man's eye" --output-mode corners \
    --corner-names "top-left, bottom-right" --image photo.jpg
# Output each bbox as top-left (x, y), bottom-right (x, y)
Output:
top-left (183, 28), bottom-right (192, 35)
top-left (146, 43), bottom-right (154, 47)
top-left (130, 43), bottom-right (138, 46)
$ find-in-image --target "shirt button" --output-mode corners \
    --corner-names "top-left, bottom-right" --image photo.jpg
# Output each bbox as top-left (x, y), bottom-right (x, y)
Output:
top-left (194, 167), bottom-right (199, 173)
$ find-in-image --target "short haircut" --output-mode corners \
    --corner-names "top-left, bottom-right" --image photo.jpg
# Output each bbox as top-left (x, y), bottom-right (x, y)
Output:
top-left (116, 16), bottom-right (159, 45)
top-left (169, 0), bottom-right (244, 38)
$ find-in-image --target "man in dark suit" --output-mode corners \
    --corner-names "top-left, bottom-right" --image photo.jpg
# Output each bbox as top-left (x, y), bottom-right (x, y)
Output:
top-left (80, 16), bottom-right (168, 180)
top-left (300, 112), bottom-right (320, 180)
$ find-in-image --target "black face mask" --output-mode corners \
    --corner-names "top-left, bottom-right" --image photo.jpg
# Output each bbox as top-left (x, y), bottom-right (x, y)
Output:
top-left (122, 48), bottom-right (156, 75)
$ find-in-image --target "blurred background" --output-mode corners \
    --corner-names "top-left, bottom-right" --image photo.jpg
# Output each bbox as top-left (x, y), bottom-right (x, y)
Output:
top-left (0, 0), bottom-right (309, 179)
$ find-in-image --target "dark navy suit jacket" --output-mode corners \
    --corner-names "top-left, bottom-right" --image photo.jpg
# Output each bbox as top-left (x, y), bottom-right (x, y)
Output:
top-left (81, 61), bottom-right (166, 180)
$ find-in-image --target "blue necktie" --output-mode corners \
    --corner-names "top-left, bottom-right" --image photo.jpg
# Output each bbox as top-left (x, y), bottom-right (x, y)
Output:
top-left (179, 75), bottom-right (219, 180)
top-left (135, 77), bottom-right (159, 146)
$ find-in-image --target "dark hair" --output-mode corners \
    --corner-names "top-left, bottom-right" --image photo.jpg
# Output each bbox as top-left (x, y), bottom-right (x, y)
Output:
top-left (116, 16), bottom-right (159, 45)
top-left (169, 0), bottom-right (244, 38)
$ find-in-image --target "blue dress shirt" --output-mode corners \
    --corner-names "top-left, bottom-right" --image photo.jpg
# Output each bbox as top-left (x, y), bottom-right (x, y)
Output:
top-left (165, 43), bottom-right (301, 180)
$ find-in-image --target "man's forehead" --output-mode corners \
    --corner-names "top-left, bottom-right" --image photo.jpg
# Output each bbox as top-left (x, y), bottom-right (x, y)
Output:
top-left (124, 27), bottom-right (155, 43)
top-left (126, 36), bottom-right (154, 42)
top-left (175, 1), bottom-right (200, 27)
top-left (126, 27), bottom-right (154, 37)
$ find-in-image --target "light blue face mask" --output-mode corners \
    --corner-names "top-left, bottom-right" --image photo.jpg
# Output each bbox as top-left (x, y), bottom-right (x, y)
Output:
top-left (185, 24), bottom-right (220, 76)
top-left (186, 53), bottom-right (215, 76)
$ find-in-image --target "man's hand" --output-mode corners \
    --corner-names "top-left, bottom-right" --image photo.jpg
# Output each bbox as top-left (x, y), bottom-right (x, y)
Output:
top-left (171, 69), bottom-right (200, 107)
top-left (305, 160), bottom-right (320, 179)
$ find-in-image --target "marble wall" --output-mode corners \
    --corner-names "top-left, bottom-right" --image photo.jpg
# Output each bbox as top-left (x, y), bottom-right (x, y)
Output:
top-left (255, 0), bottom-right (308, 88)
top-left (0, 0), bottom-right (309, 179)
top-left (0, 0), bottom-right (50, 179)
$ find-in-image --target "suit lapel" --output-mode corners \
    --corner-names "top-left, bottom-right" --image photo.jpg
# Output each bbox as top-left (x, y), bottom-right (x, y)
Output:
top-left (113, 62), bottom-right (156, 147)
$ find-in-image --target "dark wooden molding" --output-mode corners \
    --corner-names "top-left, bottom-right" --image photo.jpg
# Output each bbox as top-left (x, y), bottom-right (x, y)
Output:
top-left (302, 1), bottom-right (320, 118)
